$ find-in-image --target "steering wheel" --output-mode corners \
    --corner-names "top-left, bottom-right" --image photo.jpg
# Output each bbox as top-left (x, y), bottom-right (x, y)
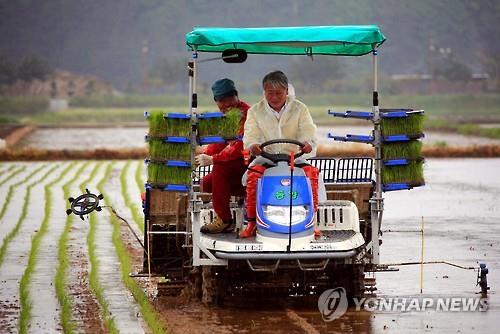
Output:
top-left (259, 139), bottom-right (305, 163)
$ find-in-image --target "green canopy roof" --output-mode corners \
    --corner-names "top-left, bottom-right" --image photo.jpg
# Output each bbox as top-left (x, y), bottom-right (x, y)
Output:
top-left (186, 25), bottom-right (386, 56)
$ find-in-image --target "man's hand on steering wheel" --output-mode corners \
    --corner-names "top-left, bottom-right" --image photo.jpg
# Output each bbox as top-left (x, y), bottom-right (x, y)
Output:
top-left (302, 142), bottom-right (312, 154)
top-left (249, 143), bottom-right (262, 156)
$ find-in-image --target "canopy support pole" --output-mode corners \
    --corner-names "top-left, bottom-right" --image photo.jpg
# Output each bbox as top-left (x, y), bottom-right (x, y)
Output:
top-left (370, 48), bottom-right (383, 264)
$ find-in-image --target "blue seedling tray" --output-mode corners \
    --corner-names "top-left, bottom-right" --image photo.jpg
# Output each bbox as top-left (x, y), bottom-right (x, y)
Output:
top-left (145, 183), bottom-right (190, 192)
top-left (383, 157), bottom-right (425, 166)
top-left (197, 135), bottom-right (242, 145)
top-left (383, 134), bottom-right (425, 142)
top-left (328, 109), bottom-right (424, 120)
top-left (144, 135), bottom-right (191, 143)
top-left (328, 110), bottom-right (374, 119)
top-left (164, 113), bottom-right (191, 119)
top-left (383, 182), bottom-right (425, 192)
top-left (196, 112), bottom-right (224, 119)
top-left (328, 133), bottom-right (374, 143)
top-left (144, 159), bottom-right (191, 168)
top-left (380, 109), bottom-right (425, 118)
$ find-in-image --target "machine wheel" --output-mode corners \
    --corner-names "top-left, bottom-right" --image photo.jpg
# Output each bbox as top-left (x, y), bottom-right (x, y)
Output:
top-left (201, 266), bottom-right (227, 306)
top-left (329, 264), bottom-right (366, 301)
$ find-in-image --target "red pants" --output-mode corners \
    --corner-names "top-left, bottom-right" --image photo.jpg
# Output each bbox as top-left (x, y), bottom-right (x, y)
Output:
top-left (201, 159), bottom-right (247, 222)
top-left (246, 164), bottom-right (319, 220)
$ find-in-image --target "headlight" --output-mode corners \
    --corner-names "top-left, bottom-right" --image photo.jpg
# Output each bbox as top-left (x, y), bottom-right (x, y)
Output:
top-left (263, 205), bottom-right (308, 226)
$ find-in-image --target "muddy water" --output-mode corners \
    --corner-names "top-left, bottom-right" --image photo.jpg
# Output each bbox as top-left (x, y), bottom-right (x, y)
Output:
top-left (155, 158), bottom-right (500, 334)
top-left (1, 156), bottom-right (498, 332)
top-left (16, 126), bottom-right (500, 150)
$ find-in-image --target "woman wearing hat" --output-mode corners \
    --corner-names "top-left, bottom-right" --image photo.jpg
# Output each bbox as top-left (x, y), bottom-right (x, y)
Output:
top-left (197, 78), bottom-right (250, 233)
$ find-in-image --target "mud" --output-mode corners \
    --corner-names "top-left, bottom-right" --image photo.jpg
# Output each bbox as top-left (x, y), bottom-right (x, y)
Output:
top-left (145, 158), bottom-right (500, 333)
top-left (1, 158), bottom-right (498, 333)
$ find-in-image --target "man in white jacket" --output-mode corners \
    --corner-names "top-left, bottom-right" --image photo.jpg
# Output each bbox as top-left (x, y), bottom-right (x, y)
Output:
top-left (241, 70), bottom-right (318, 238)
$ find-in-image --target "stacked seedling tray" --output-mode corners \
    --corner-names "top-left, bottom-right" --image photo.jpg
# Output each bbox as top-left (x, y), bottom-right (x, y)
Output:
top-left (328, 108), bottom-right (425, 192)
top-left (145, 110), bottom-right (192, 192)
top-left (196, 107), bottom-right (242, 144)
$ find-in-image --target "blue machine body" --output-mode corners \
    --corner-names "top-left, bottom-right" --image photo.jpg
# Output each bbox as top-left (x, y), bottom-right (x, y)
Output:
top-left (256, 165), bottom-right (315, 234)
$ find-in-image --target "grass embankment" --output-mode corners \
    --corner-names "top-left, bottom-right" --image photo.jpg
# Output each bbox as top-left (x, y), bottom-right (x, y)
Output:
top-left (83, 162), bottom-right (119, 333)
top-left (18, 163), bottom-right (75, 333)
top-left (103, 163), bottom-right (167, 334)
top-left (55, 162), bottom-right (89, 333)
top-left (0, 165), bottom-right (48, 260)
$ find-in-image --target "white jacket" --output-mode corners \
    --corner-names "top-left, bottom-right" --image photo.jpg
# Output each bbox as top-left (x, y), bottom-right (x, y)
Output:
top-left (243, 96), bottom-right (318, 159)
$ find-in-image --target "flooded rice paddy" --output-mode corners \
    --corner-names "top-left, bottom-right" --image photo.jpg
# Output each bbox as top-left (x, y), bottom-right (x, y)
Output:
top-left (1, 127), bottom-right (500, 333)
top-left (16, 126), bottom-right (500, 150)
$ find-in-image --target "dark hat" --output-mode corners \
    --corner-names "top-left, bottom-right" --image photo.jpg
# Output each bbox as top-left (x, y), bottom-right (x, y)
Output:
top-left (211, 78), bottom-right (237, 101)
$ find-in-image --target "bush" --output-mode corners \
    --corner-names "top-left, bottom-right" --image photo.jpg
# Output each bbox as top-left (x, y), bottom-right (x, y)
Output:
top-left (0, 96), bottom-right (49, 116)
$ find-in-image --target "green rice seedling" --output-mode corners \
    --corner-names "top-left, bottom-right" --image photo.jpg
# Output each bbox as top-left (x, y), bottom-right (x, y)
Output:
top-left (382, 160), bottom-right (424, 185)
top-left (197, 108), bottom-right (242, 138)
top-left (148, 139), bottom-right (191, 161)
top-left (120, 161), bottom-right (144, 231)
top-left (103, 164), bottom-right (166, 334)
top-left (135, 159), bottom-right (146, 191)
top-left (148, 109), bottom-right (168, 137)
top-left (0, 164), bottom-right (50, 266)
top-left (87, 163), bottom-right (119, 333)
top-left (147, 162), bottom-right (191, 185)
top-left (166, 116), bottom-right (191, 137)
top-left (197, 114), bottom-right (224, 138)
top-left (0, 165), bottom-right (27, 188)
top-left (56, 162), bottom-right (89, 334)
top-left (382, 141), bottom-right (423, 160)
top-left (19, 163), bottom-right (74, 334)
top-left (381, 113), bottom-right (424, 137)
top-left (220, 108), bottom-right (242, 137)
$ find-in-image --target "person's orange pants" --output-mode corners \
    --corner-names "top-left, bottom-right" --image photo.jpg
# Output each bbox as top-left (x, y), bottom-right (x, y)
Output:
top-left (246, 164), bottom-right (319, 220)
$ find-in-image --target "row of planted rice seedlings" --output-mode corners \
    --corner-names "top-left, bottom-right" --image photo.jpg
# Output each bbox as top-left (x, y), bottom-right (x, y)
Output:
top-left (148, 109), bottom-right (191, 137)
top-left (55, 162), bottom-right (89, 333)
top-left (380, 112), bottom-right (424, 137)
top-left (83, 162), bottom-right (119, 333)
top-left (147, 162), bottom-right (191, 186)
top-left (0, 164), bottom-right (52, 266)
top-left (136, 159), bottom-right (146, 193)
top-left (105, 164), bottom-right (166, 334)
top-left (197, 108), bottom-right (242, 138)
top-left (0, 166), bottom-right (28, 218)
top-left (19, 163), bottom-right (74, 333)
top-left (120, 161), bottom-right (144, 231)
top-left (148, 139), bottom-right (191, 161)
top-left (0, 164), bottom-right (17, 180)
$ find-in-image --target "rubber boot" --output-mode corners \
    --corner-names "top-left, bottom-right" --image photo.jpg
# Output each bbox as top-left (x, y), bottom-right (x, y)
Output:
top-left (239, 220), bottom-right (256, 238)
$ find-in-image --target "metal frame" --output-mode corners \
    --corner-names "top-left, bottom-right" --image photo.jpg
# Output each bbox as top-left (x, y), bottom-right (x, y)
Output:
top-left (370, 48), bottom-right (383, 264)
top-left (187, 46), bottom-right (384, 267)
